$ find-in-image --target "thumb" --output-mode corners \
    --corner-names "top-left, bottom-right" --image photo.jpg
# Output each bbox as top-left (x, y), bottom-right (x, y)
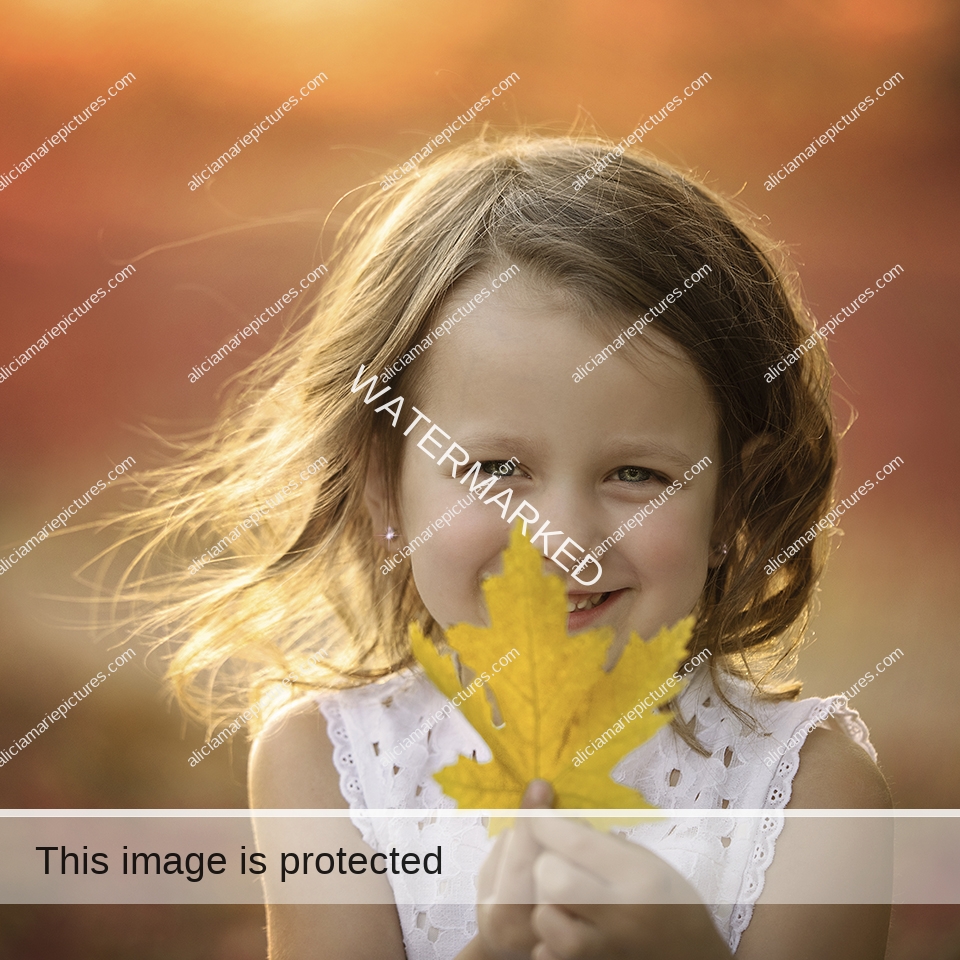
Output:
top-left (520, 779), bottom-right (555, 809)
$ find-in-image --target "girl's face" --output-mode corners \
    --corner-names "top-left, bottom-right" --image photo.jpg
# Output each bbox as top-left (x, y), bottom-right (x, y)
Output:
top-left (380, 272), bottom-right (722, 648)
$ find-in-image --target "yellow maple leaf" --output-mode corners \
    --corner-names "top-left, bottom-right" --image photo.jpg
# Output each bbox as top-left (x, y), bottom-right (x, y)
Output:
top-left (410, 523), bottom-right (694, 814)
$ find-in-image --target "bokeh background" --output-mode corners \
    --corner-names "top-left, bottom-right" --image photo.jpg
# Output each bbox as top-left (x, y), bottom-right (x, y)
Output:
top-left (1, 0), bottom-right (958, 956)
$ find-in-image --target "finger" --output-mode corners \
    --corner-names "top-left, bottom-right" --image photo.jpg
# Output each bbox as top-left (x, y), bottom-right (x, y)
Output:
top-left (531, 824), bottom-right (700, 906)
top-left (521, 779), bottom-right (555, 809)
top-left (528, 815), bottom-right (659, 886)
top-left (532, 903), bottom-right (604, 960)
top-left (534, 850), bottom-right (613, 914)
top-left (478, 780), bottom-right (553, 903)
top-left (489, 819), bottom-right (543, 904)
top-left (532, 852), bottom-right (633, 929)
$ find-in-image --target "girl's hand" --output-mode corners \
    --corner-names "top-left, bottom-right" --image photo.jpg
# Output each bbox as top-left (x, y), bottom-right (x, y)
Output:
top-left (527, 817), bottom-right (732, 960)
top-left (475, 780), bottom-right (554, 960)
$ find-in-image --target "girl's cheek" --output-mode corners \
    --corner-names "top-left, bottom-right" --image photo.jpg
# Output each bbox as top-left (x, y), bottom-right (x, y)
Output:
top-left (622, 514), bottom-right (711, 638)
top-left (630, 507), bottom-right (712, 585)
top-left (409, 505), bottom-right (508, 627)
top-left (425, 509), bottom-right (502, 575)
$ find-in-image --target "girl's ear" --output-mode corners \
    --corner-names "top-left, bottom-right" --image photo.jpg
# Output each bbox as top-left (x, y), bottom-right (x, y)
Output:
top-left (707, 542), bottom-right (729, 568)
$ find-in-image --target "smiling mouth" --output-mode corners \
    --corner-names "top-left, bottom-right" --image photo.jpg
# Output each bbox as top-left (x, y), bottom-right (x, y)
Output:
top-left (566, 591), bottom-right (611, 613)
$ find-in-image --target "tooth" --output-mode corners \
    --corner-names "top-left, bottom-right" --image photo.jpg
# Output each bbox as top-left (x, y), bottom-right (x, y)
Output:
top-left (569, 593), bottom-right (609, 613)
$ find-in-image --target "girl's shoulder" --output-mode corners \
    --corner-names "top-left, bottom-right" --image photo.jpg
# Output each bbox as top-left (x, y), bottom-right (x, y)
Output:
top-left (248, 689), bottom-right (350, 811)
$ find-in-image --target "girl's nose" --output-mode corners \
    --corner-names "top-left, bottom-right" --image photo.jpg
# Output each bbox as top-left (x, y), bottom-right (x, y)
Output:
top-left (521, 487), bottom-right (603, 583)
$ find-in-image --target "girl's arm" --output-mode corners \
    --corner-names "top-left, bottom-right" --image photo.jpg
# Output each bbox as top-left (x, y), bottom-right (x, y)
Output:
top-left (736, 721), bottom-right (893, 960)
top-left (248, 698), bottom-right (407, 960)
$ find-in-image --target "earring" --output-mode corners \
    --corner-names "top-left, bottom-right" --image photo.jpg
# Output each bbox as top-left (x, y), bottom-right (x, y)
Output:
top-left (379, 525), bottom-right (397, 542)
top-left (720, 543), bottom-right (728, 556)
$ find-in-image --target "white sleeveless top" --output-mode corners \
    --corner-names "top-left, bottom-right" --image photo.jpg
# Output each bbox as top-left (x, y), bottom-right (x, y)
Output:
top-left (316, 663), bottom-right (876, 958)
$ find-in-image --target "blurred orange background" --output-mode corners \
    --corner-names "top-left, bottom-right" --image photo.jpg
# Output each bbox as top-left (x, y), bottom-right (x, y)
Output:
top-left (0, 0), bottom-right (958, 955)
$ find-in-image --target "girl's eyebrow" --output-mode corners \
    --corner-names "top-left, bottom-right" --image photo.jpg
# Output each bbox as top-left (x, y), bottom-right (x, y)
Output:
top-left (601, 438), bottom-right (698, 469)
top-left (452, 433), bottom-right (698, 469)
top-left (455, 433), bottom-right (547, 457)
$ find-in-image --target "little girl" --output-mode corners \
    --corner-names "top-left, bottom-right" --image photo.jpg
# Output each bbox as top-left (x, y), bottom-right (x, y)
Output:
top-left (136, 135), bottom-right (892, 958)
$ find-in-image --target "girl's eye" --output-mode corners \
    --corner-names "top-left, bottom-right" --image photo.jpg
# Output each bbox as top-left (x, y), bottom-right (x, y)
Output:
top-left (616, 466), bottom-right (657, 483)
top-left (480, 460), bottom-right (519, 478)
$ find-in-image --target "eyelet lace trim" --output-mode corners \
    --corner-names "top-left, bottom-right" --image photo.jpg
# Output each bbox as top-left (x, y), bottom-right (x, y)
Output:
top-left (726, 694), bottom-right (874, 949)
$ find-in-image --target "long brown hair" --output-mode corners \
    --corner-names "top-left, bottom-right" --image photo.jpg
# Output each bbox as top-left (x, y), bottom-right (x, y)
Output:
top-left (108, 133), bottom-right (836, 733)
